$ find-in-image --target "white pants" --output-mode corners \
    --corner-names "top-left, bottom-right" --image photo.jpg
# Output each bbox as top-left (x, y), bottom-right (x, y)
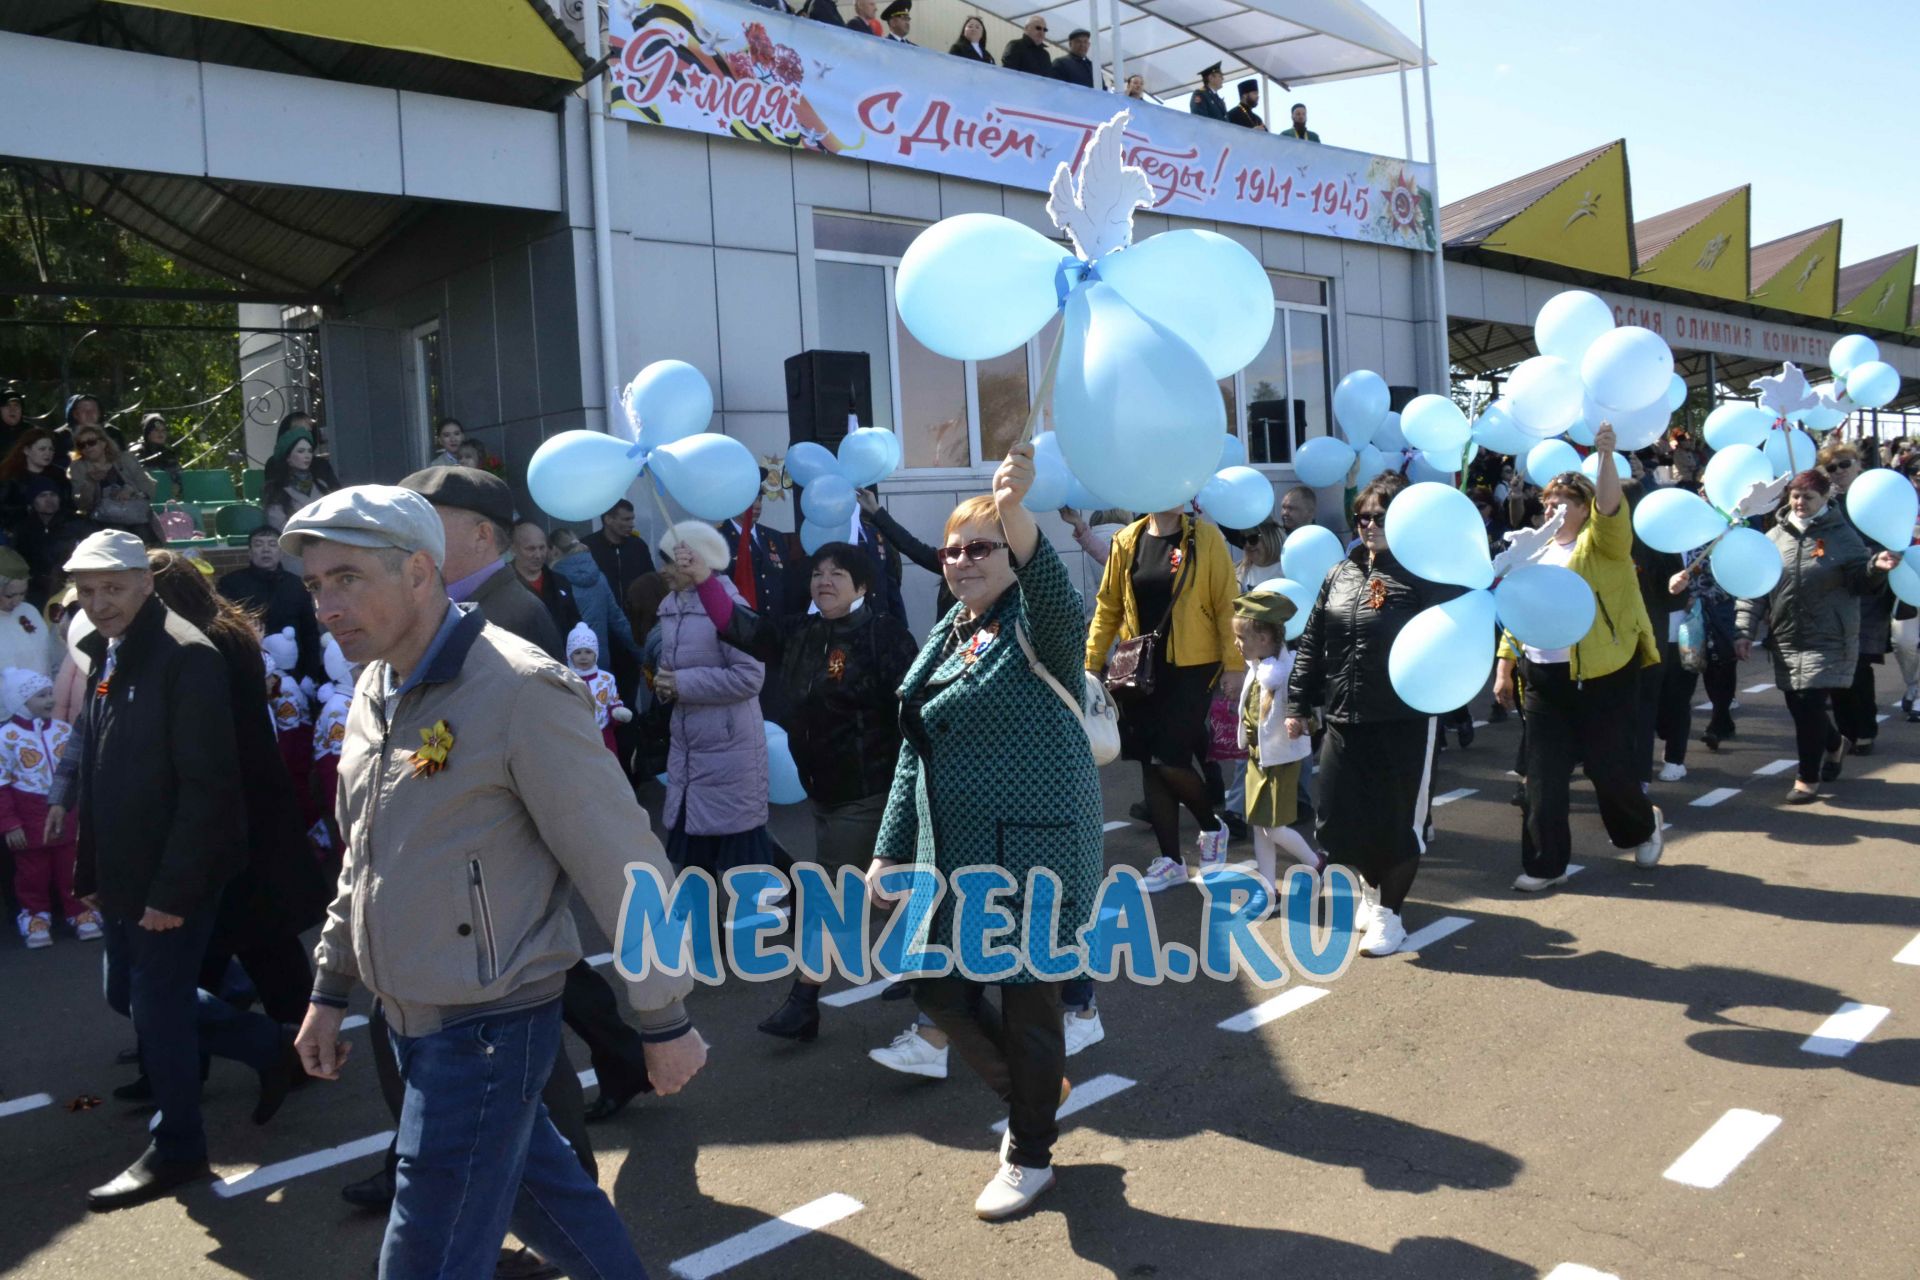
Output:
top-left (1894, 616), bottom-right (1919, 692)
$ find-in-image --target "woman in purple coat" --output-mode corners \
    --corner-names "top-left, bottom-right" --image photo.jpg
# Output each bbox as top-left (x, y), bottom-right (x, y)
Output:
top-left (653, 522), bottom-right (771, 873)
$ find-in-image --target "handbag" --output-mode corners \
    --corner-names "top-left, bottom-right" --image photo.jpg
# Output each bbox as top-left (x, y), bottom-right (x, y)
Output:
top-left (1015, 622), bottom-right (1119, 766)
top-left (1676, 598), bottom-right (1706, 673)
top-left (156, 502), bottom-right (198, 541)
top-left (94, 485), bottom-right (153, 526)
top-left (1104, 526), bottom-right (1193, 699)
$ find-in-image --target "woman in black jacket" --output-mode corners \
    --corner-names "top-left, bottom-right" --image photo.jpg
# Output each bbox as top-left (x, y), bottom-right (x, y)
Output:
top-left (950, 15), bottom-right (996, 62)
top-left (714, 540), bottom-right (919, 1042)
top-left (1286, 473), bottom-right (1450, 958)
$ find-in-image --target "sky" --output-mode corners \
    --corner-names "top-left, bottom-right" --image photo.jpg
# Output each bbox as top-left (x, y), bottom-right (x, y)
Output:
top-left (1285, 0), bottom-right (1919, 267)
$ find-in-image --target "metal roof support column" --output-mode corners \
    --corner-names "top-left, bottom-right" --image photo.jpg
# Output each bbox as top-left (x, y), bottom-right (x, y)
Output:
top-left (1107, 0), bottom-right (1125, 92)
top-left (585, 0), bottom-right (620, 437)
top-left (1086, 0), bottom-right (1101, 89)
top-left (1398, 64), bottom-right (1413, 160)
top-left (1416, 0), bottom-right (1447, 394)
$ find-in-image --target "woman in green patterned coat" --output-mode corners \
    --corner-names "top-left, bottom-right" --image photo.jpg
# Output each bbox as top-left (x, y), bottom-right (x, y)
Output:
top-left (869, 444), bottom-right (1102, 1222)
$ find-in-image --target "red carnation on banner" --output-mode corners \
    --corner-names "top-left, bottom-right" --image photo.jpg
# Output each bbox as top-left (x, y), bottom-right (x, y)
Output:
top-left (745, 22), bottom-right (775, 64)
top-left (773, 47), bottom-right (803, 85)
top-left (725, 50), bottom-right (753, 79)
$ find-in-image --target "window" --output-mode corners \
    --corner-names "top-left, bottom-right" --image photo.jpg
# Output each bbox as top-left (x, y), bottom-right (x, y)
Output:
top-left (404, 319), bottom-right (446, 470)
top-left (813, 213), bottom-right (1332, 476)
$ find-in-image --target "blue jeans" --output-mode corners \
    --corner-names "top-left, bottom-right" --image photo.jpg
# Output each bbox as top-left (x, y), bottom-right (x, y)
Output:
top-left (380, 999), bottom-right (646, 1280)
top-left (102, 909), bottom-right (281, 1164)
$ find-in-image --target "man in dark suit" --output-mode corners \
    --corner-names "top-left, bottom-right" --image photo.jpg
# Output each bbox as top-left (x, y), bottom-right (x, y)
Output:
top-left (1190, 63), bottom-right (1227, 119)
top-left (1282, 102), bottom-right (1321, 142)
top-left (846, 0), bottom-right (882, 34)
top-left (219, 525), bottom-right (326, 683)
top-left (510, 521), bottom-right (582, 642)
top-left (1051, 29), bottom-right (1095, 86)
top-left (718, 490), bottom-right (802, 621)
top-left (881, 0), bottom-right (912, 42)
top-left (1002, 15), bottom-right (1054, 75)
top-left (1226, 79), bottom-right (1263, 129)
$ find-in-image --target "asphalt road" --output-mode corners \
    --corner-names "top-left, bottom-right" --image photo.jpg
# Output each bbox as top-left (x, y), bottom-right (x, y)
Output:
top-left (2, 662), bottom-right (1916, 1280)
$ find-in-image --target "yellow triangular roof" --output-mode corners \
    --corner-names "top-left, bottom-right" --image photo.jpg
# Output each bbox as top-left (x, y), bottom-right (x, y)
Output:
top-left (1749, 222), bottom-right (1841, 319)
top-left (1834, 247), bottom-right (1916, 334)
top-left (1632, 187), bottom-right (1749, 301)
top-left (1458, 140), bottom-right (1635, 278)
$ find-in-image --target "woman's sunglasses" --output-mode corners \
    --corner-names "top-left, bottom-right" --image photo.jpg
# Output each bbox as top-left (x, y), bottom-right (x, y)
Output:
top-left (78, 437), bottom-right (105, 449)
top-left (1352, 512), bottom-right (1383, 527)
top-left (1824, 461), bottom-right (1855, 474)
top-left (938, 539), bottom-right (1007, 564)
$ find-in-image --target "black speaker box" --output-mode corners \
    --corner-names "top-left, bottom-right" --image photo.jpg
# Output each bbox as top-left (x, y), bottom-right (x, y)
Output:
top-left (785, 350), bottom-right (873, 452)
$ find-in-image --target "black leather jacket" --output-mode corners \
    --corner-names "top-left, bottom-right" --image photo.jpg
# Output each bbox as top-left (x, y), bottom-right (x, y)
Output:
top-left (1288, 547), bottom-right (1456, 724)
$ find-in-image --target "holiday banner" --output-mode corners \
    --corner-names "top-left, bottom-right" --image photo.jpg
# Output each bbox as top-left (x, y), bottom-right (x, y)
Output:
top-left (607, 0), bottom-right (1438, 253)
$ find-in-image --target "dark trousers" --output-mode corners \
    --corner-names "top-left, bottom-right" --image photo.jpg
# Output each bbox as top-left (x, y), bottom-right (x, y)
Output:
top-left (1519, 660), bottom-right (1658, 879)
top-left (370, 998), bottom-right (595, 1185)
top-left (102, 909), bottom-right (282, 1164)
top-left (1632, 659), bottom-right (1664, 784)
top-left (1700, 656), bottom-right (1737, 734)
top-left (197, 931), bottom-right (315, 1027)
top-left (1655, 642), bottom-right (1699, 766)
top-left (914, 977), bottom-right (1065, 1169)
top-left (1829, 656), bottom-right (1880, 745)
top-left (1782, 687), bottom-right (1843, 785)
top-left (561, 961), bottom-right (652, 1099)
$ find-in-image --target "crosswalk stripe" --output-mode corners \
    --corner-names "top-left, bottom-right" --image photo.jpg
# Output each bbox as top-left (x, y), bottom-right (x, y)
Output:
top-left (586, 952), bottom-right (614, 968)
top-left (990, 1074), bottom-right (1136, 1134)
top-left (1664, 1109), bottom-right (1780, 1189)
top-left (1743, 682), bottom-right (1774, 693)
top-left (1401, 916), bottom-right (1472, 953)
top-left (341, 1014), bottom-right (368, 1031)
top-left (668, 1193), bottom-right (864, 1279)
top-left (1895, 933), bottom-right (1920, 966)
top-left (1217, 985), bottom-right (1329, 1033)
top-left (0, 1093), bottom-right (51, 1120)
top-left (1753, 759), bottom-right (1797, 777)
top-left (1690, 787), bottom-right (1741, 807)
top-left (214, 1130), bottom-right (395, 1198)
top-left (1800, 1002), bottom-right (1890, 1058)
top-left (1431, 788), bottom-right (1477, 806)
top-left (1102, 820), bottom-right (1132, 832)
top-left (820, 979), bottom-right (892, 1008)
top-left (1545, 1267), bottom-right (1619, 1280)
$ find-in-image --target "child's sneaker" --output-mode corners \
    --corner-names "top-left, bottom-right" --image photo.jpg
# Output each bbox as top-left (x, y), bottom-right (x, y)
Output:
top-left (1195, 827), bottom-right (1230, 873)
top-left (23, 913), bottom-right (52, 949)
top-left (70, 910), bottom-right (103, 941)
top-left (1141, 856), bottom-right (1190, 892)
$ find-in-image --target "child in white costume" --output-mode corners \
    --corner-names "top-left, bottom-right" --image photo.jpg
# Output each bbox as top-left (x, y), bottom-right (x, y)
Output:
top-left (0, 667), bottom-right (93, 947)
top-left (566, 622), bottom-right (632, 754)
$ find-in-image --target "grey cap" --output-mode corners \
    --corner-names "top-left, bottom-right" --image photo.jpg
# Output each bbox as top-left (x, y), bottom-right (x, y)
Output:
top-left (64, 529), bottom-right (150, 574)
top-left (279, 484), bottom-right (447, 569)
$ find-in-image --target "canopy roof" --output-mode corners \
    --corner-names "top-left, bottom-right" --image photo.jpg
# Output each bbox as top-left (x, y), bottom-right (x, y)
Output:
top-left (966, 0), bottom-right (1428, 98)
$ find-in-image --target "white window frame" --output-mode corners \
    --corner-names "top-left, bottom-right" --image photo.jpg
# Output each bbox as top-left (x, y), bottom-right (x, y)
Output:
top-left (1230, 276), bottom-right (1335, 471)
top-left (403, 319), bottom-right (443, 472)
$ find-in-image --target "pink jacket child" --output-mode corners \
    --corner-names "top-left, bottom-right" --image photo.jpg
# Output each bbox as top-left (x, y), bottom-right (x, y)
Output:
top-left (0, 668), bottom-right (95, 948)
top-left (566, 622), bottom-right (632, 754)
top-left (309, 633), bottom-right (355, 856)
top-left (262, 628), bottom-right (316, 829)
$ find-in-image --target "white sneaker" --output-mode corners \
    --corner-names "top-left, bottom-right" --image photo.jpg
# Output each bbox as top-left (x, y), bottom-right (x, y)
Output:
top-left (1351, 879), bottom-right (1378, 934)
top-left (868, 1025), bottom-right (948, 1078)
top-left (974, 1161), bottom-right (1055, 1220)
top-left (1730, 698), bottom-right (1742, 710)
top-left (1141, 856), bottom-right (1189, 893)
top-left (1063, 1009), bottom-right (1104, 1057)
top-left (1635, 806), bottom-right (1665, 868)
top-left (23, 913), bottom-right (52, 949)
top-left (1658, 762), bottom-right (1687, 782)
top-left (1512, 872), bottom-right (1569, 893)
top-left (70, 910), bottom-right (103, 941)
top-left (1195, 827), bottom-right (1229, 871)
top-left (14, 909), bottom-right (29, 939)
top-left (1358, 908), bottom-right (1406, 957)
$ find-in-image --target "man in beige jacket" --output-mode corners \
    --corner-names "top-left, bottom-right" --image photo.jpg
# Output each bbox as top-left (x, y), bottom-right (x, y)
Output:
top-left (286, 485), bottom-right (704, 1279)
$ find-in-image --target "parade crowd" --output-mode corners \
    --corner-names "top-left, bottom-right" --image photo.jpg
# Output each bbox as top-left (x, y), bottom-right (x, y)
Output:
top-left (2, 380), bottom-right (1917, 1278)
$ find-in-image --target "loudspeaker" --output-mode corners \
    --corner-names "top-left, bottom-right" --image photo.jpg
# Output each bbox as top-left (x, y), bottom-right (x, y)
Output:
top-left (785, 350), bottom-right (872, 452)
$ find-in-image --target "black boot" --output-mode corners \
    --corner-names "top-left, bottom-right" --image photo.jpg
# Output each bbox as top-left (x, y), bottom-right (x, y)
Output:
top-left (757, 983), bottom-right (821, 1042)
top-left (340, 1165), bottom-right (396, 1211)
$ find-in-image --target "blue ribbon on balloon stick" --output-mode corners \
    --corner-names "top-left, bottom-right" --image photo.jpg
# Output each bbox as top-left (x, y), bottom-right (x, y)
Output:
top-left (1052, 256), bottom-right (1101, 308)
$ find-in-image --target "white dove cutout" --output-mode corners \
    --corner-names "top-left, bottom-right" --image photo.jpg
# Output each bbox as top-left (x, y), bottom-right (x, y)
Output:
top-left (1751, 362), bottom-right (1819, 419)
top-left (1731, 472), bottom-right (1792, 521)
top-left (1046, 112), bottom-right (1155, 260)
top-left (1490, 507), bottom-right (1567, 581)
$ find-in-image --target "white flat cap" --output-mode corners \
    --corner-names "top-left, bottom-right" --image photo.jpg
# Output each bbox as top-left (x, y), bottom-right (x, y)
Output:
top-left (64, 530), bottom-right (150, 574)
top-left (279, 485), bottom-right (447, 569)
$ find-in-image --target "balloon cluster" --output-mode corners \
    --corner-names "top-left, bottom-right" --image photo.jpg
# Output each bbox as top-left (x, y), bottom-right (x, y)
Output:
top-left (527, 360), bottom-right (764, 524)
top-left (895, 111), bottom-right (1273, 523)
top-left (785, 426), bottom-right (904, 553)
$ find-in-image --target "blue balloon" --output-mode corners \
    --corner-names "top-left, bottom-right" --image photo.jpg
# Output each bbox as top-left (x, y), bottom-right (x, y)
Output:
top-left (1666, 372), bottom-right (1688, 412)
top-left (624, 360), bottom-right (714, 454)
top-left (649, 432), bottom-right (762, 522)
top-left (1100, 230), bottom-right (1275, 379)
top-left (1280, 524), bottom-right (1344, 589)
top-left (801, 473), bottom-right (857, 526)
top-left (1633, 487), bottom-right (1726, 553)
top-left (1388, 590), bottom-right (1497, 714)
top-left (1052, 282), bottom-right (1224, 514)
top-left (1579, 451), bottom-right (1630, 483)
top-left (1507, 355), bottom-right (1584, 439)
top-left (1703, 403), bottom-right (1773, 451)
top-left (1581, 325), bottom-right (1673, 414)
top-left (1407, 454), bottom-right (1454, 486)
top-left (1353, 444), bottom-right (1392, 485)
top-left (1197, 466), bottom-right (1274, 530)
top-left (1023, 432), bottom-right (1072, 512)
top-left (1763, 426), bottom-right (1817, 477)
top-left (1702, 444), bottom-right (1772, 514)
top-left (895, 213), bottom-right (1067, 360)
top-left (1845, 360), bottom-right (1901, 410)
top-left (1533, 289), bottom-right (1614, 363)
top-left (1525, 439), bottom-right (1581, 487)
top-left (1710, 525), bottom-right (1783, 598)
top-left (799, 516), bottom-right (845, 555)
top-left (1063, 473), bottom-right (1107, 511)
top-left (1889, 546), bottom-right (1920, 608)
top-left (1217, 433), bottom-right (1248, 471)
top-left (838, 428), bottom-right (898, 488)
top-left (1332, 371), bottom-right (1389, 447)
top-left (764, 724), bottom-right (807, 805)
top-left (1293, 436), bottom-right (1356, 488)
top-left (1589, 389), bottom-right (1672, 451)
top-left (1250, 576), bottom-right (1314, 641)
top-left (1471, 400), bottom-right (1532, 457)
top-left (1400, 394), bottom-right (1471, 456)
top-left (1829, 333), bottom-right (1880, 378)
top-left (1384, 482), bottom-right (1493, 590)
top-left (1846, 468), bottom-right (1920, 550)
top-left (785, 441), bottom-right (841, 489)
top-left (1494, 563), bottom-right (1595, 650)
top-left (528, 430), bottom-right (643, 522)
top-left (1566, 416), bottom-right (1596, 447)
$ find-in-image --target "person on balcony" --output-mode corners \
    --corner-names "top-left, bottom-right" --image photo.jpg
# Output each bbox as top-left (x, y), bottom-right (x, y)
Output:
top-left (1282, 102), bottom-right (1321, 142)
top-left (846, 0), bottom-right (882, 36)
top-left (1227, 79), bottom-right (1264, 128)
top-left (1003, 15), bottom-right (1054, 75)
top-left (1051, 29), bottom-right (1095, 87)
top-left (882, 0), bottom-right (913, 43)
top-left (949, 14), bottom-right (995, 63)
top-left (1190, 63), bottom-right (1227, 120)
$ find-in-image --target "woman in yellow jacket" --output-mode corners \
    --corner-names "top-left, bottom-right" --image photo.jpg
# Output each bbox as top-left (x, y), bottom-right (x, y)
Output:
top-left (1086, 507), bottom-right (1244, 891)
top-left (1491, 425), bottom-right (1665, 891)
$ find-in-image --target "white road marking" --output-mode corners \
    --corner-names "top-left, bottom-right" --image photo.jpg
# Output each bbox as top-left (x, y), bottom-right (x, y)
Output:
top-left (341, 1014), bottom-right (368, 1031)
top-left (1545, 1267), bottom-right (1619, 1280)
top-left (990, 1073), bottom-right (1136, 1134)
top-left (0, 1093), bottom-right (51, 1119)
top-left (1431, 788), bottom-right (1477, 806)
top-left (668, 1193), bottom-right (864, 1280)
top-left (586, 952), bottom-right (614, 967)
top-left (1102, 820), bottom-right (1132, 832)
top-left (1472, 720), bottom-right (1488, 729)
top-left (214, 1130), bottom-right (395, 1198)
top-left (1895, 933), bottom-right (1920, 966)
top-left (1691, 788), bottom-right (1741, 807)
top-left (820, 979), bottom-right (892, 1008)
top-left (578, 1069), bottom-right (598, 1088)
top-left (1743, 682), bottom-right (1774, 693)
top-left (1695, 701), bottom-right (1713, 711)
top-left (1753, 759), bottom-right (1797, 777)
top-left (1800, 1002), bottom-right (1890, 1058)
top-left (1218, 985), bottom-right (1329, 1033)
top-left (1663, 1109), bottom-right (1781, 1189)
top-left (1877, 714), bottom-right (1890, 724)
top-left (1565, 863), bottom-right (1587, 877)
top-left (1401, 916), bottom-right (1472, 953)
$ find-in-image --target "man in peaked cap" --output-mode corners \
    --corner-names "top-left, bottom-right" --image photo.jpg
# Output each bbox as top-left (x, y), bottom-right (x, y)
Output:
top-left (1189, 62), bottom-right (1227, 120)
top-left (1227, 78), bottom-right (1264, 129)
top-left (882, 0), bottom-right (913, 42)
